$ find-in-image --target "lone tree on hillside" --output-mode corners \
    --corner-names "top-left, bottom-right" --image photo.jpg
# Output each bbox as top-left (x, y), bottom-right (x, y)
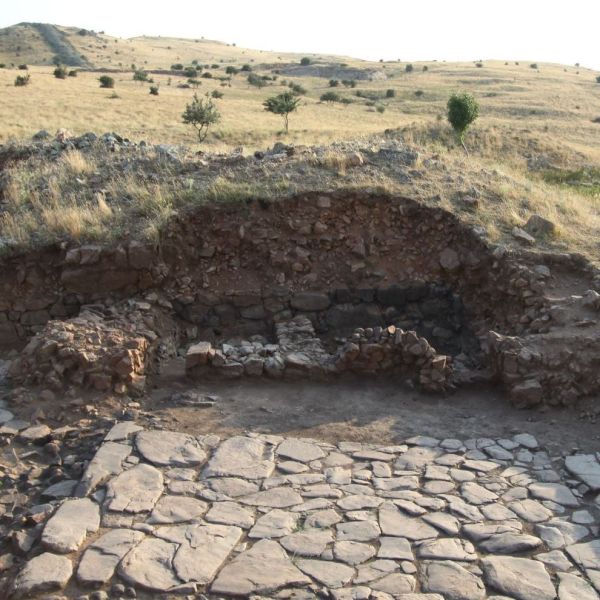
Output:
top-left (182, 93), bottom-right (221, 142)
top-left (99, 75), bottom-right (115, 88)
top-left (53, 66), bottom-right (67, 79)
top-left (447, 92), bottom-right (479, 154)
top-left (263, 92), bottom-right (301, 133)
top-left (300, 57), bottom-right (311, 66)
top-left (133, 69), bottom-right (148, 83)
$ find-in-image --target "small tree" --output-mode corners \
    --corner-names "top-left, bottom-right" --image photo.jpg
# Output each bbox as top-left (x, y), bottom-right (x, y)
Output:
top-left (320, 91), bottom-right (340, 103)
top-left (182, 93), bottom-right (221, 142)
top-left (54, 66), bottom-right (67, 79)
top-left (300, 57), bottom-right (311, 66)
top-left (14, 74), bottom-right (31, 87)
top-left (133, 69), bottom-right (148, 83)
top-left (68, 69), bottom-right (78, 77)
top-left (596, 75), bottom-right (600, 84)
top-left (149, 85), bottom-right (159, 95)
top-left (405, 64), bottom-right (414, 73)
top-left (447, 92), bottom-right (479, 154)
top-left (247, 73), bottom-right (267, 88)
top-left (386, 88), bottom-right (395, 98)
top-left (99, 75), bottom-right (115, 88)
top-left (263, 91), bottom-right (301, 133)
top-left (225, 65), bottom-right (238, 75)
top-left (329, 79), bottom-right (339, 87)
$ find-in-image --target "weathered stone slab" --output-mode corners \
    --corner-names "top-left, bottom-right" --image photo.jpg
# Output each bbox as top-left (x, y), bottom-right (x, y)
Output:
top-left (482, 556), bottom-right (555, 600)
top-left (12, 553), bottom-right (73, 598)
top-left (204, 435), bottom-right (275, 479)
top-left (106, 463), bottom-right (164, 513)
top-left (423, 560), bottom-right (485, 600)
top-left (249, 509), bottom-right (298, 538)
top-left (118, 537), bottom-right (181, 592)
top-left (370, 573), bottom-right (416, 594)
top-left (76, 441), bottom-right (131, 496)
top-left (296, 559), bottom-right (355, 588)
top-left (42, 498), bottom-right (100, 553)
top-left (104, 422), bottom-right (143, 442)
top-left (280, 529), bottom-right (334, 556)
top-left (565, 455), bottom-right (600, 490)
top-left (379, 503), bottom-right (439, 540)
top-left (558, 572), bottom-right (599, 600)
top-left (566, 540), bottom-right (600, 570)
top-left (205, 501), bottom-right (255, 529)
top-left (277, 438), bottom-right (326, 462)
top-left (136, 430), bottom-right (207, 467)
top-left (147, 495), bottom-right (207, 524)
top-left (239, 486), bottom-right (303, 508)
top-left (78, 529), bottom-right (144, 585)
top-left (173, 524), bottom-right (243, 584)
top-left (211, 539), bottom-right (310, 595)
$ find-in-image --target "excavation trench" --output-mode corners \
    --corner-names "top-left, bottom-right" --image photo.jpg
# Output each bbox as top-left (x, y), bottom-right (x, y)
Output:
top-left (1, 191), bottom-right (599, 407)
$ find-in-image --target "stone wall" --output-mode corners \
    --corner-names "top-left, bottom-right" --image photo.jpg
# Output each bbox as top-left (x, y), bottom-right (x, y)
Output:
top-left (186, 316), bottom-right (452, 392)
top-left (0, 192), bottom-right (555, 347)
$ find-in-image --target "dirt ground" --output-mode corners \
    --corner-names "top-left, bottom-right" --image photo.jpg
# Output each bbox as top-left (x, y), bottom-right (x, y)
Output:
top-left (142, 359), bottom-right (600, 456)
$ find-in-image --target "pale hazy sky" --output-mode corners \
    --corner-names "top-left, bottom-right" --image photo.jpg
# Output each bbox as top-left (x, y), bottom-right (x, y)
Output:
top-left (2, 0), bottom-right (600, 70)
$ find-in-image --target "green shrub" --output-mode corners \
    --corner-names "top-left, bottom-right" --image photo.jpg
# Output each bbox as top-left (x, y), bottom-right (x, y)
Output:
top-left (149, 85), bottom-right (159, 95)
top-left (0, 63), bottom-right (5, 68)
top-left (99, 75), bottom-right (115, 88)
top-left (263, 91), bottom-right (301, 133)
top-left (14, 74), bottom-right (31, 87)
top-left (183, 67), bottom-right (197, 78)
top-left (341, 79), bottom-right (356, 88)
top-left (133, 69), bottom-right (148, 83)
top-left (300, 57), bottom-right (311, 66)
top-left (475, 62), bottom-right (484, 68)
top-left (595, 75), bottom-right (600, 84)
top-left (53, 66), bottom-right (67, 79)
top-left (405, 64), bottom-right (414, 72)
top-left (530, 63), bottom-right (539, 69)
top-left (386, 89), bottom-right (395, 98)
top-left (340, 97), bottom-right (353, 105)
top-left (329, 79), bottom-right (339, 87)
top-left (211, 90), bottom-right (224, 98)
top-left (201, 72), bottom-right (213, 79)
top-left (447, 92), bottom-right (479, 149)
top-left (422, 65), bottom-right (428, 72)
top-left (182, 93), bottom-right (221, 141)
top-left (188, 78), bottom-right (201, 88)
top-left (320, 91), bottom-right (340, 103)
top-left (18, 64), bottom-right (28, 70)
top-left (241, 64), bottom-right (252, 72)
top-left (171, 63), bottom-right (184, 70)
top-left (288, 82), bottom-right (306, 95)
top-left (376, 105), bottom-right (385, 113)
top-left (211, 64), bottom-right (219, 69)
top-left (415, 90), bottom-right (424, 97)
top-left (225, 66), bottom-right (239, 75)
top-left (68, 69), bottom-right (78, 77)
top-left (248, 73), bottom-right (267, 87)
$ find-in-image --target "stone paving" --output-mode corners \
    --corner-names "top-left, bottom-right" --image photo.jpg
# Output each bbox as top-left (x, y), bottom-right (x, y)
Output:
top-left (10, 424), bottom-right (600, 599)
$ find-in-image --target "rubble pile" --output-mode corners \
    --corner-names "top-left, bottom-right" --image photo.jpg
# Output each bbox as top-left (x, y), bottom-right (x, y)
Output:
top-left (7, 301), bottom-right (175, 394)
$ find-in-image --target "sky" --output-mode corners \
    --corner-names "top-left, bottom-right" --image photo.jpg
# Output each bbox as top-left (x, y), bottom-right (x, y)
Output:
top-left (2, 0), bottom-right (599, 70)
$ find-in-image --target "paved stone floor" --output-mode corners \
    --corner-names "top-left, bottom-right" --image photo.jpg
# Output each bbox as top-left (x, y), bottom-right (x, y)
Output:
top-left (11, 423), bottom-right (600, 599)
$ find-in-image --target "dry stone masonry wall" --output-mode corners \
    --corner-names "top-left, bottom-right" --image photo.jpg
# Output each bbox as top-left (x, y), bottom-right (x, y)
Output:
top-left (185, 316), bottom-right (453, 392)
top-left (1, 191), bottom-right (599, 406)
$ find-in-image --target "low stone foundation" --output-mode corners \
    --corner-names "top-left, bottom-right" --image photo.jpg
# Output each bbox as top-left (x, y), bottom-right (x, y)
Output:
top-left (186, 316), bottom-right (452, 393)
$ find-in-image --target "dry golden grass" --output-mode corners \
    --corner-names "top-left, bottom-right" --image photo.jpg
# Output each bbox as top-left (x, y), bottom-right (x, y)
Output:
top-left (1, 56), bottom-right (599, 157)
top-left (1, 25), bottom-right (599, 263)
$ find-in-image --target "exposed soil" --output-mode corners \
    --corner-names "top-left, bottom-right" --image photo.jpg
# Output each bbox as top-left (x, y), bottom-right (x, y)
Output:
top-left (145, 358), bottom-right (600, 455)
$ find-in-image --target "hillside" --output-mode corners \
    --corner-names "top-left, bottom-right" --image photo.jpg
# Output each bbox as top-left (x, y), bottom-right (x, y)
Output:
top-left (0, 22), bottom-right (358, 69)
